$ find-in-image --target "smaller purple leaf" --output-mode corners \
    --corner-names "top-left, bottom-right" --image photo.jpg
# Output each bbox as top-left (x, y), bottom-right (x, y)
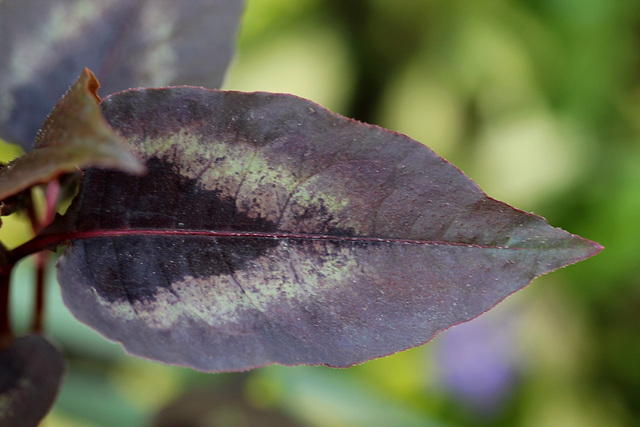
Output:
top-left (0, 68), bottom-right (145, 202)
top-left (0, 335), bottom-right (65, 427)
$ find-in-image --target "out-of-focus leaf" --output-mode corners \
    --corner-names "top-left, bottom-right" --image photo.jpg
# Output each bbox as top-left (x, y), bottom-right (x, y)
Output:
top-left (260, 366), bottom-right (443, 427)
top-left (0, 335), bottom-right (65, 427)
top-left (52, 361), bottom-right (145, 427)
top-left (0, 69), bottom-right (145, 202)
top-left (0, 0), bottom-right (245, 149)
top-left (152, 377), bottom-right (305, 427)
top-left (50, 88), bottom-right (601, 371)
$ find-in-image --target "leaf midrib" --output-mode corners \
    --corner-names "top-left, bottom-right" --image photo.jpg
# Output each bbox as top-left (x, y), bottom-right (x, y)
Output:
top-left (6, 227), bottom-right (598, 276)
top-left (23, 227), bottom-right (556, 252)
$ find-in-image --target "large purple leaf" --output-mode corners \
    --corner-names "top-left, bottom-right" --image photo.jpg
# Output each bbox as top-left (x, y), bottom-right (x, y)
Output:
top-left (52, 88), bottom-right (601, 371)
top-left (0, 335), bottom-right (65, 427)
top-left (0, 0), bottom-right (244, 149)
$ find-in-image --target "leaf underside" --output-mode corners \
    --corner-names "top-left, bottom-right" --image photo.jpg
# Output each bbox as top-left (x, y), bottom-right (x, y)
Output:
top-left (0, 335), bottom-right (65, 427)
top-left (53, 88), bottom-right (601, 371)
top-left (0, 0), bottom-right (245, 149)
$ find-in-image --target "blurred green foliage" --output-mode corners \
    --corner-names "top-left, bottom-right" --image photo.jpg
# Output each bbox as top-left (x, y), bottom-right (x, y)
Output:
top-left (2, 0), bottom-right (638, 425)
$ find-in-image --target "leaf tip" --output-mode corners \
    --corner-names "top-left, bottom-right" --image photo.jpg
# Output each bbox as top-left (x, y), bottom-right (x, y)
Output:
top-left (81, 67), bottom-right (101, 103)
top-left (584, 237), bottom-right (604, 259)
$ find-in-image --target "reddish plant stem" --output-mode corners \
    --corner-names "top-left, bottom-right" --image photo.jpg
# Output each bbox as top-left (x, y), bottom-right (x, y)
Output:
top-left (26, 195), bottom-right (41, 235)
top-left (32, 251), bottom-right (47, 333)
top-left (0, 264), bottom-right (13, 347)
top-left (26, 181), bottom-right (60, 334)
top-left (0, 181), bottom-right (63, 341)
top-left (44, 180), bottom-right (61, 228)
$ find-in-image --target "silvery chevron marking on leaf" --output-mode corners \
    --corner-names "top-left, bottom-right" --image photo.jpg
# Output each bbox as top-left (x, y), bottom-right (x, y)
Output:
top-left (50, 87), bottom-right (602, 371)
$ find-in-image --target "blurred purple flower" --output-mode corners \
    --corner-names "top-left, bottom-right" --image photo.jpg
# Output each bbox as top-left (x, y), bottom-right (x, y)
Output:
top-left (433, 309), bottom-right (520, 416)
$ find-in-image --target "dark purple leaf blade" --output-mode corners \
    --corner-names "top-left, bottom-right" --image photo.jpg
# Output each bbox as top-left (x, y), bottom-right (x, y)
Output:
top-left (0, 69), bottom-right (145, 202)
top-left (0, 0), bottom-right (245, 149)
top-left (52, 88), bottom-right (602, 371)
top-left (0, 335), bottom-right (65, 427)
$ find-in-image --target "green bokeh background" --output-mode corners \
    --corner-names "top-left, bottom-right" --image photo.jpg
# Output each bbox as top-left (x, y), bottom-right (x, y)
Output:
top-left (2, 0), bottom-right (639, 425)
